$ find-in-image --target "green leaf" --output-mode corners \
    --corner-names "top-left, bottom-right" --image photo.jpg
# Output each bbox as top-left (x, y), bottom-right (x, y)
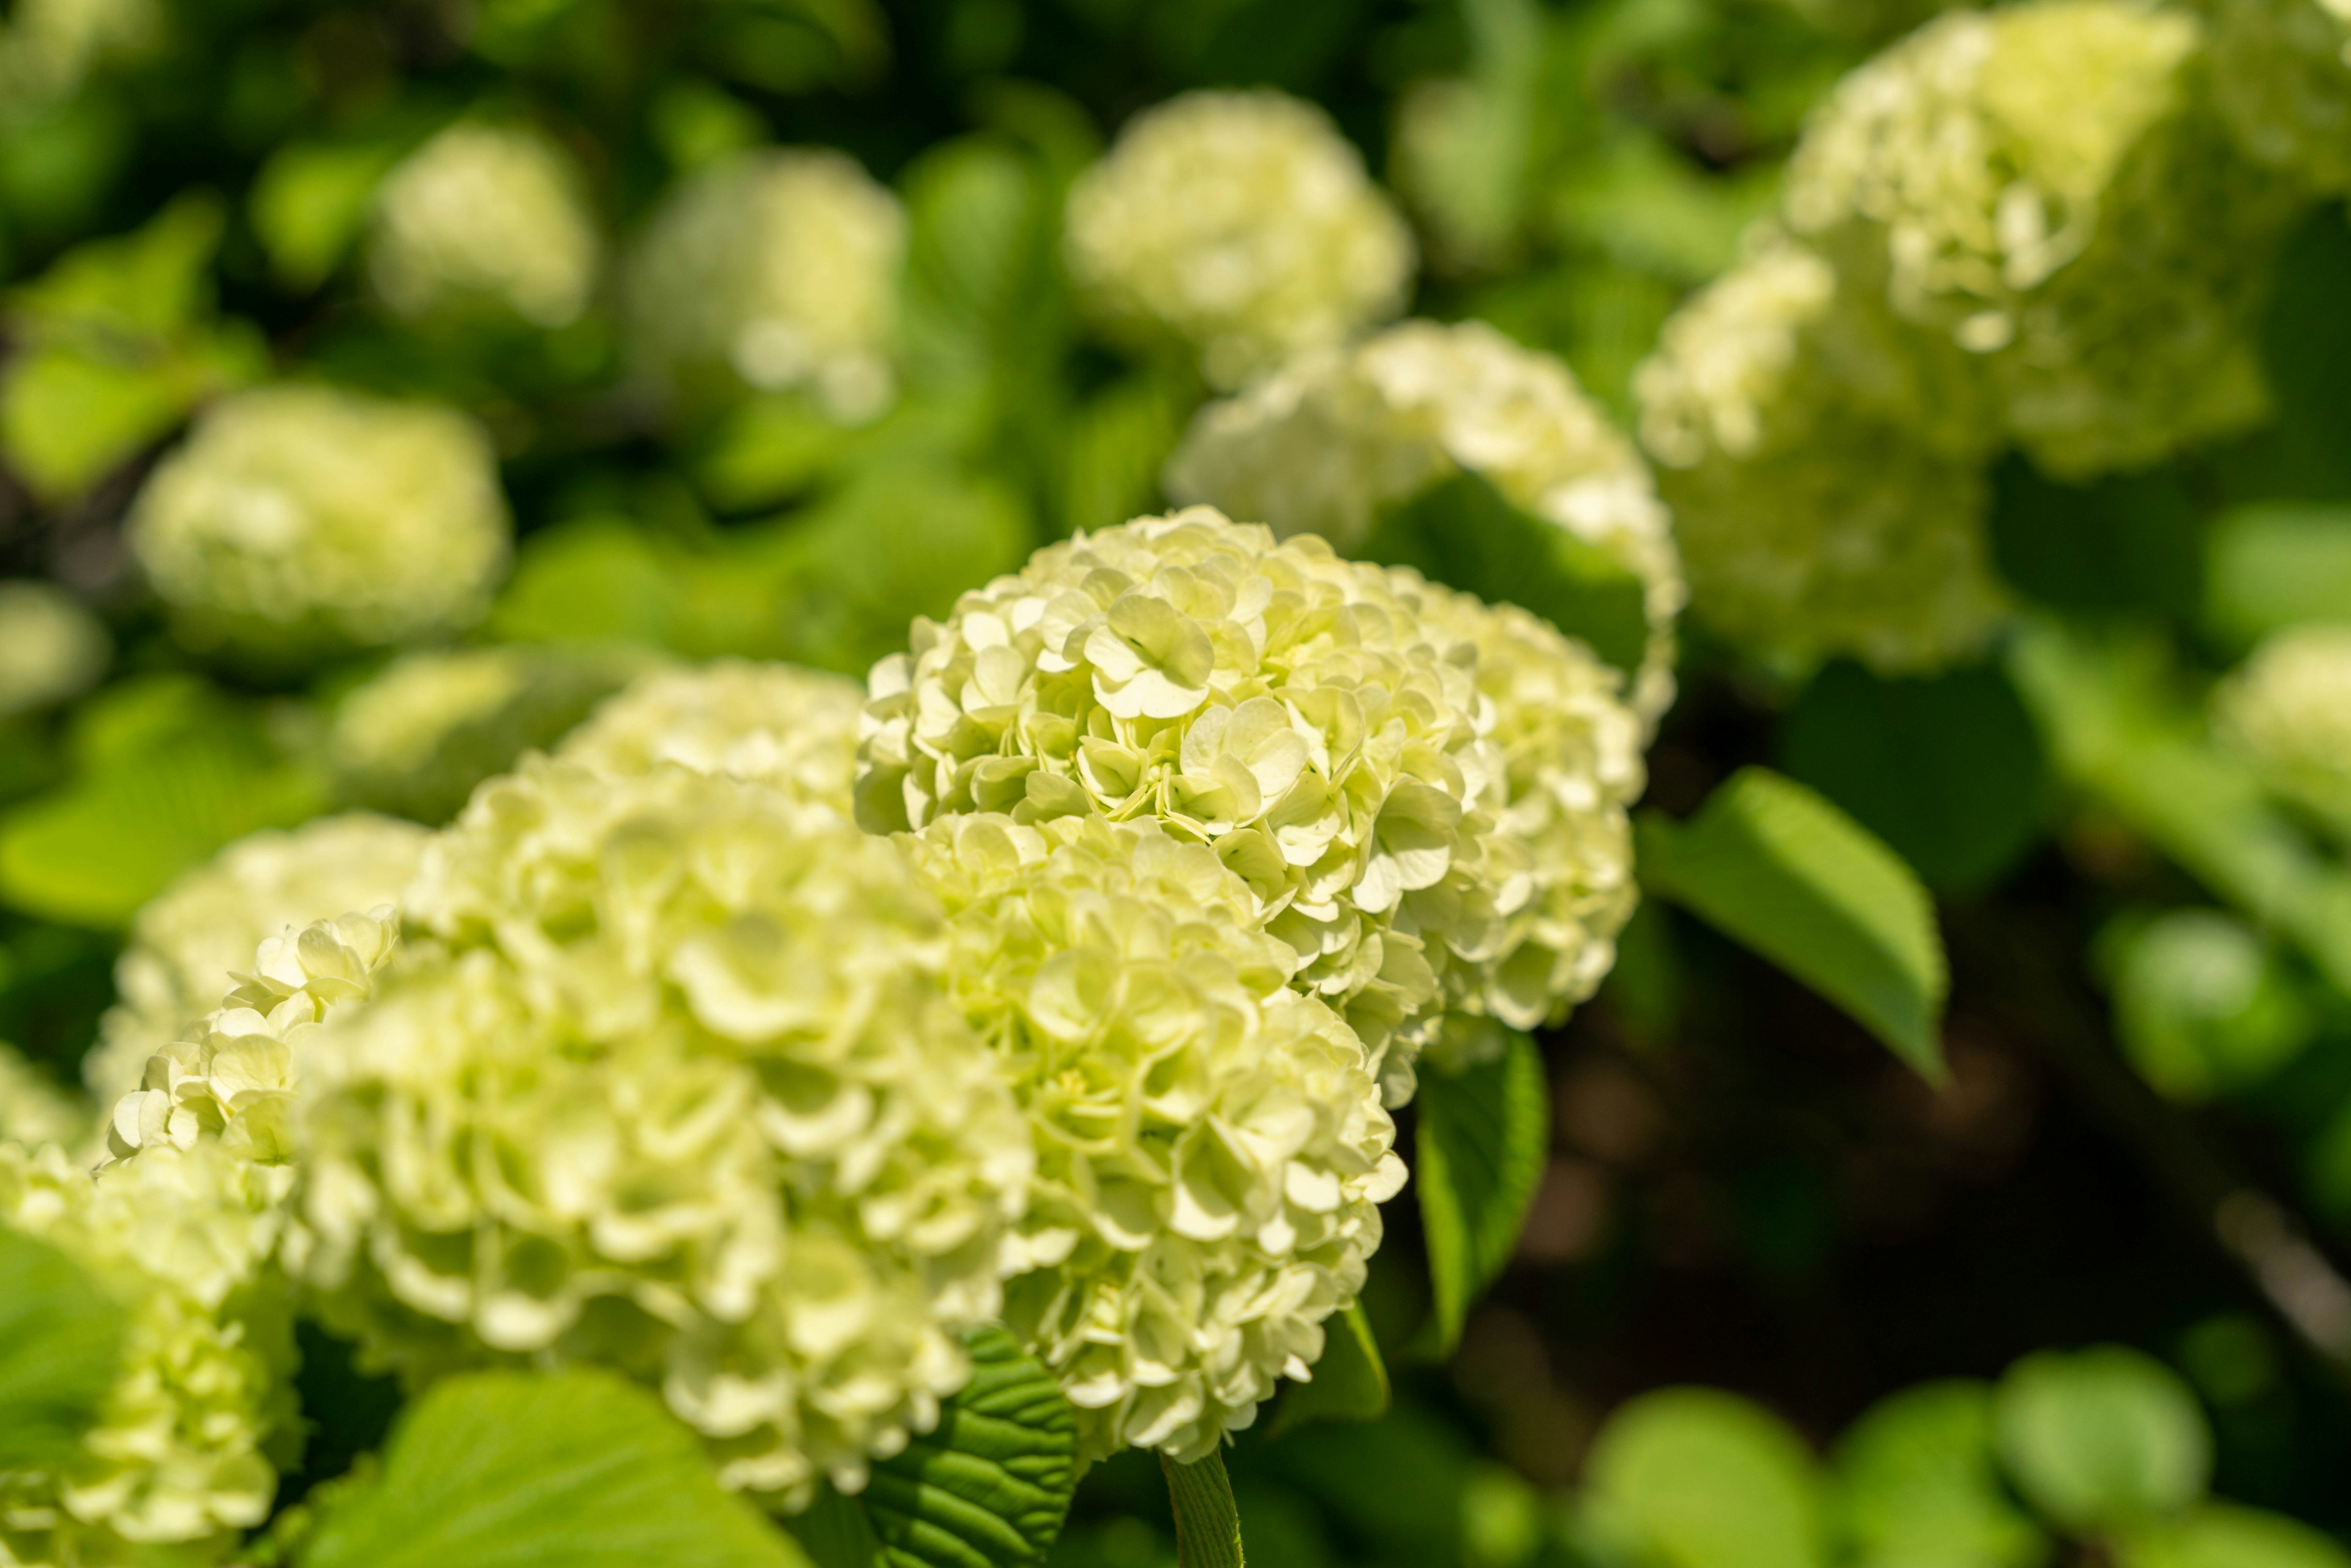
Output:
top-left (1993, 1346), bottom-right (2210, 1536)
top-left (1057, 372), bottom-right (1189, 538)
top-left (1269, 1304), bottom-right (1390, 1436)
top-left (790, 1488), bottom-right (887, 1568)
top-left (2117, 1505), bottom-right (2351, 1568)
top-left (859, 1326), bottom-right (1076, 1568)
top-left (249, 140), bottom-right (404, 291)
top-left (1834, 1381), bottom-right (2045, 1568)
top-left (488, 516), bottom-right (680, 649)
top-left (2102, 909), bottom-right (2312, 1103)
top-left (1581, 1389), bottom-right (1827, 1568)
top-left (1415, 1028), bottom-right (1550, 1357)
top-left (1637, 768), bottom-right (1948, 1079)
top-left (1161, 1450), bottom-right (1246, 1568)
top-left (2203, 504), bottom-right (2351, 651)
top-left (0, 1226), bottom-right (126, 1471)
top-left (1361, 471), bottom-right (1651, 680)
top-left (298, 1368), bottom-right (812, 1568)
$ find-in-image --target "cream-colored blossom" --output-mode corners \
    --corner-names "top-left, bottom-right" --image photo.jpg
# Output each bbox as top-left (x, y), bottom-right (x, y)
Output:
top-left (1783, 1), bottom-right (2292, 478)
top-left (0, 580), bottom-right (107, 721)
top-left (0, 0), bottom-right (157, 102)
top-left (0, 1139), bottom-right (294, 1567)
top-left (285, 759), bottom-right (1031, 1509)
top-left (1063, 91), bottom-right (1415, 390)
top-left (1633, 238), bottom-right (2009, 675)
top-left (1167, 319), bottom-right (1685, 725)
top-left (329, 644), bottom-right (651, 824)
top-left (0, 1043), bottom-right (92, 1153)
top-left (127, 384), bottom-right (511, 654)
top-left (558, 659), bottom-right (864, 811)
top-left (88, 813), bottom-right (429, 1103)
top-left (369, 122), bottom-right (602, 329)
top-left (2214, 625), bottom-right (2351, 831)
top-left (898, 811), bottom-right (1406, 1463)
top-left (2207, 0), bottom-right (2351, 190)
top-left (626, 149), bottom-right (904, 422)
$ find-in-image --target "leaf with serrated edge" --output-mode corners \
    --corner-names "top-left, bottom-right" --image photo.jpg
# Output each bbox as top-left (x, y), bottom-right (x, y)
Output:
top-left (1417, 1029), bottom-right (1550, 1357)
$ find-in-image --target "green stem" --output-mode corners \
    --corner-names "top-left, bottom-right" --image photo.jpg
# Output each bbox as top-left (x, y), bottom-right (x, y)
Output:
top-left (1160, 1449), bottom-right (1246, 1568)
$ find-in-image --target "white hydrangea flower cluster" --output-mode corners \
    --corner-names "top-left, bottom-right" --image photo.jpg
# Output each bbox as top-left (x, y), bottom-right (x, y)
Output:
top-left (0, 580), bottom-right (108, 721)
top-left (0, 1042), bottom-right (91, 1152)
top-left (0, 1139), bottom-right (295, 1567)
top-left (369, 122), bottom-right (603, 329)
top-left (1063, 90), bottom-right (1415, 391)
top-left (2206, 0), bottom-right (2351, 190)
top-left (1166, 319), bottom-right (1685, 724)
top-left (127, 384), bottom-right (512, 655)
top-left (558, 658), bottom-right (866, 811)
top-left (896, 812), bottom-right (1406, 1463)
top-left (626, 149), bottom-right (905, 422)
top-left (2213, 625), bottom-right (2351, 831)
top-left (1633, 238), bottom-right (2009, 675)
top-left (88, 812), bottom-right (430, 1102)
top-left (1782, 0), bottom-right (2288, 478)
top-left (0, 0), bottom-right (157, 103)
top-left (287, 758), bottom-right (1033, 1508)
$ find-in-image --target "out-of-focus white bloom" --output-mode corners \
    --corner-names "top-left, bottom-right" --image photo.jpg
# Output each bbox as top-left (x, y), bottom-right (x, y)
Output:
top-left (1063, 91), bottom-right (1415, 391)
top-left (1633, 238), bottom-right (2009, 674)
top-left (0, 1139), bottom-right (295, 1567)
top-left (626, 149), bottom-right (904, 422)
top-left (369, 122), bottom-right (602, 329)
top-left (0, 0), bottom-right (158, 103)
top-left (286, 758), bottom-right (1032, 1510)
top-left (329, 644), bottom-right (651, 824)
top-left (1166, 319), bottom-right (1685, 724)
top-left (898, 811), bottom-right (1406, 1463)
top-left (88, 813), bottom-right (429, 1103)
top-left (558, 658), bottom-right (864, 811)
top-left (0, 1042), bottom-right (92, 1152)
top-left (1783, 1), bottom-right (2289, 478)
top-left (2207, 0), bottom-right (2351, 190)
top-left (127, 384), bottom-right (511, 655)
top-left (0, 580), bottom-right (108, 720)
top-left (2214, 624), bottom-right (2351, 830)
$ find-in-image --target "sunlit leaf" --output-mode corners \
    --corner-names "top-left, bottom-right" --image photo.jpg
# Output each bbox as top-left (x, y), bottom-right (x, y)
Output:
top-left (1834, 1381), bottom-right (2045, 1568)
top-left (250, 140), bottom-right (405, 290)
top-left (1993, 1347), bottom-right (2210, 1536)
top-left (1582, 1389), bottom-right (1828, 1568)
top-left (2118, 1505), bottom-right (2351, 1568)
top-left (1415, 1028), bottom-right (1549, 1357)
top-left (0, 1226), bottom-right (126, 1471)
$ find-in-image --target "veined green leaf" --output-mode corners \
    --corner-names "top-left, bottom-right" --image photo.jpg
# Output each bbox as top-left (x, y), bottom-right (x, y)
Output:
top-left (0, 1226), bottom-right (126, 1471)
top-left (1415, 1028), bottom-right (1550, 1357)
top-left (1269, 1303), bottom-right (1390, 1436)
top-left (1161, 1449), bottom-right (1246, 1568)
top-left (1638, 768), bottom-right (1948, 1079)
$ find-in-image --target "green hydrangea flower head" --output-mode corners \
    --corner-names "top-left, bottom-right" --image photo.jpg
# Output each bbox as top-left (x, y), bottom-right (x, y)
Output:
top-left (0, 1138), bottom-right (295, 1567)
top-left (369, 121), bottom-right (602, 329)
top-left (285, 757), bottom-right (1032, 1509)
top-left (897, 811), bottom-right (1406, 1463)
top-left (0, 1041), bottom-right (92, 1153)
top-left (0, 580), bottom-right (108, 721)
top-left (1166, 318), bottom-right (1685, 725)
top-left (858, 507), bottom-right (1522, 1097)
top-left (626, 148), bottom-right (905, 422)
top-left (126, 384), bottom-right (512, 655)
top-left (88, 812), bottom-right (430, 1102)
top-left (2207, 0), bottom-right (2351, 190)
top-left (2213, 624), bottom-right (2351, 828)
top-left (558, 658), bottom-right (866, 811)
top-left (1783, 0), bottom-right (2290, 477)
top-left (1063, 90), bottom-right (1415, 391)
top-left (329, 644), bottom-right (652, 824)
top-left (1633, 236), bottom-right (2009, 675)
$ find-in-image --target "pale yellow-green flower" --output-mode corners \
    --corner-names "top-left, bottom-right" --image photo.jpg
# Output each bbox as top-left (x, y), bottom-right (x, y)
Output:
top-left (369, 122), bottom-right (602, 329)
top-left (897, 811), bottom-right (1405, 1463)
top-left (285, 758), bottom-right (1032, 1509)
top-left (1166, 318), bottom-right (1685, 724)
top-left (558, 658), bottom-right (864, 811)
top-left (858, 508), bottom-right (1505, 1096)
top-left (0, 580), bottom-right (106, 721)
top-left (87, 812), bottom-right (430, 1103)
top-left (1633, 236), bottom-right (2009, 675)
top-left (1782, 0), bottom-right (2291, 478)
top-left (1063, 90), bottom-right (1415, 390)
top-left (2206, 0), bottom-right (2351, 190)
top-left (0, 1139), bottom-right (294, 1568)
top-left (0, 0), bottom-right (157, 103)
top-left (329, 644), bottom-right (651, 824)
top-left (0, 1043), bottom-right (91, 1153)
top-left (626, 149), bottom-right (904, 422)
top-left (2214, 624), bottom-right (2351, 831)
top-left (126, 384), bottom-right (511, 655)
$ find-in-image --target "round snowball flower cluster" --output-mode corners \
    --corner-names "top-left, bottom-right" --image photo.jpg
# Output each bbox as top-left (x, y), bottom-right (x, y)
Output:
top-left (896, 811), bottom-right (1406, 1463)
top-left (126, 384), bottom-right (511, 656)
top-left (1633, 236), bottom-right (2009, 675)
top-left (0, 579), bottom-right (108, 720)
top-left (369, 122), bottom-right (602, 329)
top-left (2213, 624), bottom-right (2351, 831)
top-left (285, 758), bottom-right (1033, 1509)
top-left (0, 1138), bottom-right (295, 1567)
top-left (2207, 0), bottom-right (2351, 191)
top-left (626, 149), bottom-right (905, 422)
top-left (558, 658), bottom-right (866, 811)
top-left (88, 812), bottom-right (430, 1101)
top-left (1166, 318), bottom-right (1685, 724)
top-left (1782, 0), bottom-right (2289, 478)
top-left (1063, 90), bottom-right (1415, 391)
